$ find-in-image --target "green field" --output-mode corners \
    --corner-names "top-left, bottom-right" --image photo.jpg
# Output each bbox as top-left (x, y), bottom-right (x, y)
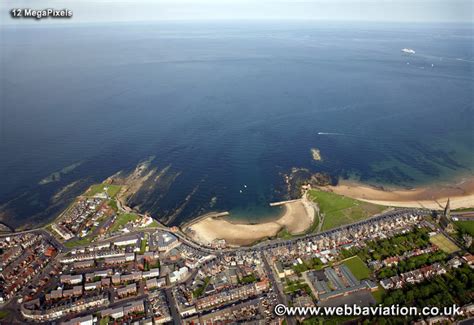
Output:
top-left (85, 184), bottom-right (121, 198)
top-left (453, 208), bottom-right (474, 212)
top-left (306, 215), bottom-right (320, 234)
top-left (108, 199), bottom-right (118, 211)
top-left (429, 233), bottom-right (460, 253)
top-left (455, 220), bottom-right (474, 236)
top-left (149, 219), bottom-right (160, 227)
top-left (99, 316), bottom-right (110, 325)
top-left (64, 236), bottom-right (93, 248)
top-left (277, 228), bottom-right (294, 240)
top-left (139, 238), bottom-right (147, 254)
top-left (284, 280), bottom-right (311, 294)
top-left (371, 286), bottom-right (385, 304)
top-left (342, 256), bottom-right (371, 280)
top-left (308, 189), bottom-right (386, 231)
top-left (109, 213), bottom-right (139, 233)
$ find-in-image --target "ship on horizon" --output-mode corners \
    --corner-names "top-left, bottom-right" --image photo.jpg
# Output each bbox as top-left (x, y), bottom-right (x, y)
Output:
top-left (402, 48), bottom-right (416, 54)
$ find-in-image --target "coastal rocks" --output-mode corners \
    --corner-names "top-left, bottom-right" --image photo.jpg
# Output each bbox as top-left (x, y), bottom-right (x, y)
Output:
top-left (0, 221), bottom-right (14, 234)
top-left (309, 173), bottom-right (333, 186)
top-left (108, 158), bottom-right (184, 224)
top-left (209, 196), bottom-right (217, 208)
top-left (38, 161), bottom-right (83, 185)
top-left (311, 148), bottom-right (322, 161)
top-left (284, 167), bottom-right (333, 199)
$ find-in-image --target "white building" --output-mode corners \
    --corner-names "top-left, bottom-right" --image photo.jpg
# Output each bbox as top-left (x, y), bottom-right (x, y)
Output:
top-left (143, 268), bottom-right (160, 278)
top-left (155, 232), bottom-right (180, 252)
top-left (114, 236), bottom-right (139, 247)
top-left (169, 267), bottom-right (189, 283)
top-left (52, 223), bottom-right (74, 241)
top-left (84, 281), bottom-right (101, 291)
top-left (60, 274), bottom-right (83, 285)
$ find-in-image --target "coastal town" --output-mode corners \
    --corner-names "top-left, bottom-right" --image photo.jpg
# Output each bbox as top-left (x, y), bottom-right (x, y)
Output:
top-left (0, 182), bottom-right (473, 325)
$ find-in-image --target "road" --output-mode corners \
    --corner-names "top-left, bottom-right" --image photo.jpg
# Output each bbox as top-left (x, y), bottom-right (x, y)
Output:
top-left (0, 208), bottom-right (428, 263)
top-left (165, 288), bottom-right (182, 325)
top-left (262, 253), bottom-right (296, 325)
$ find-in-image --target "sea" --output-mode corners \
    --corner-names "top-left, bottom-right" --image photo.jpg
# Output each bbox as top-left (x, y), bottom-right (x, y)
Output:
top-left (1, 21), bottom-right (473, 229)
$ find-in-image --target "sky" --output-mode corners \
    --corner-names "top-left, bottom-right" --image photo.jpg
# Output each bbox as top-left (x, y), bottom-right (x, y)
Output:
top-left (1, 0), bottom-right (473, 24)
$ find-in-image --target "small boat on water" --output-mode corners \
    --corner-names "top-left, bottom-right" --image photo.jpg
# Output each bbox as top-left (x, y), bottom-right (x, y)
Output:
top-left (402, 48), bottom-right (416, 54)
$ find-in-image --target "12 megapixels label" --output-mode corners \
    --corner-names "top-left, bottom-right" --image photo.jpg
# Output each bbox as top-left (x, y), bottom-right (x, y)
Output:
top-left (10, 8), bottom-right (73, 19)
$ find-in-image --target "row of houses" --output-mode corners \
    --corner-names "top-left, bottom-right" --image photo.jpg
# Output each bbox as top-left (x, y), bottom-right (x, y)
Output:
top-left (101, 299), bottom-right (145, 320)
top-left (53, 197), bottom-right (105, 240)
top-left (61, 235), bottom-right (143, 264)
top-left (111, 268), bottom-right (160, 284)
top-left (22, 294), bottom-right (109, 322)
top-left (61, 250), bottom-right (128, 264)
top-left (117, 283), bottom-right (137, 298)
top-left (1, 233), bottom-right (41, 269)
top-left (380, 262), bottom-right (447, 290)
top-left (380, 245), bottom-right (439, 268)
top-left (264, 212), bottom-right (424, 273)
top-left (195, 279), bottom-right (270, 311)
top-left (46, 286), bottom-right (83, 300)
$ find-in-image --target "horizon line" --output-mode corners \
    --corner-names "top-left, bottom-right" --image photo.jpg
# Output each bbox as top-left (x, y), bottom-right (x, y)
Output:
top-left (2, 17), bottom-right (473, 27)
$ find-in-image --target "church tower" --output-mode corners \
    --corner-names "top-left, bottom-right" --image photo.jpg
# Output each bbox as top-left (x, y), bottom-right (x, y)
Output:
top-left (440, 198), bottom-right (454, 232)
top-left (444, 198), bottom-right (451, 220)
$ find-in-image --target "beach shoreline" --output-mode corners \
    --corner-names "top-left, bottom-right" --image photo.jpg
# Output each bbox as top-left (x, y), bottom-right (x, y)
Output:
top-left (183, 194), bottom-right (315, 247)
top-left (182, 175), bottom-right (474, 247)
top-left (321, 176), bottom-right (474, 210)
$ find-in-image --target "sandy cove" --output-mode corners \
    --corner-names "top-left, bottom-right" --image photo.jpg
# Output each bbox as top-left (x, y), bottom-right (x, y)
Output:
top-left (184, 196), bottom-right (315, 247)
top-left (323, 177), bottom-right (474, 210)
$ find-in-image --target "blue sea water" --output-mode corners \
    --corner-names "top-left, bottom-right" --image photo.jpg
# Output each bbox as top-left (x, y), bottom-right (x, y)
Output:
top-left (0, 21), bottom-right (473, 228)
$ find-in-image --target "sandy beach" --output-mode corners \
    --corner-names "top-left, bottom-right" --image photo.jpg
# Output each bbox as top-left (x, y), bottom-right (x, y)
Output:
top-left (184, 197), bottom-right (315, 246)
top-left (323, 177), bottom-right (474, 210)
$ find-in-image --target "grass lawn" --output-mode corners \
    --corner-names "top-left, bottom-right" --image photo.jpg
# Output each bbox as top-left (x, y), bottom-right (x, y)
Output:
top-left (148, 219), bottom-right (160, 227)
top-left (139, 238), bottom-right (147, 254)
top-left (292, 258), bottom-right (324, 274)
top-left (342, 256), bottom-right (371, 280)
top-left (284, 280), bottom-right (311, 294)
top-left (277, 228), bottom-right (294, 240)
top-left (99, 316), bottom-right (110, 325)
top-left (193, 277), bottom-right (211, 298)
top-left (455, 220), bottom-right (474, 236)
top-left (85, 184), bottom-right (121, 198)
top-left (306, 215), bottom-right (319, 234)
top-left (108, 199), bottom-right (118, 212)
top-left (453, 208), bottom-right (474, 212)
top-left (109, 213), bottom-right (139, 233)
top-left (429, 233), bottom-right (460, 253)
top-left (308, 189), bottom-right (386, 231)
top-left (64, 236), bottom-right (93, 248)
top-left (372, 286), bottom-right (386, 304)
